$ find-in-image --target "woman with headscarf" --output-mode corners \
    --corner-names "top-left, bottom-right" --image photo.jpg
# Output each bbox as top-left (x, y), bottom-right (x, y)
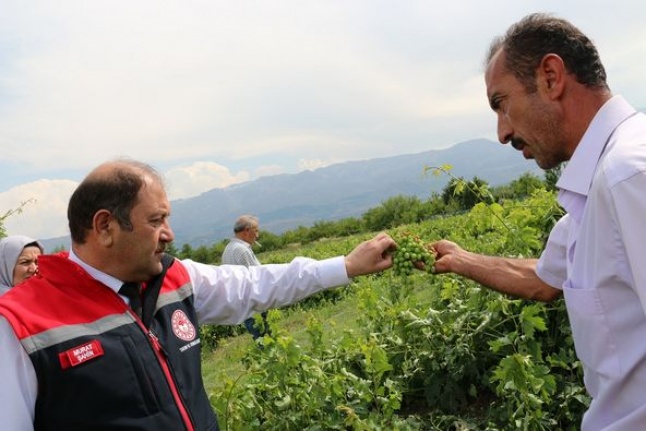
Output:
top-left (0, 235), bottom-right (44, 296)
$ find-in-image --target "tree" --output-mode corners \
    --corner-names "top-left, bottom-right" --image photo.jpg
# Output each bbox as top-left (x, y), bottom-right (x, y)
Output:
top-left (256, 231), bottom-right (283, 252)
top-left (493, 172), bottom-right (545, 201)
top-left (179, 243), bottom-right (194, 260)
top-left (362, 195), bottom-right (425, 231)
top-left (442, 176), bottom-right (492, 211)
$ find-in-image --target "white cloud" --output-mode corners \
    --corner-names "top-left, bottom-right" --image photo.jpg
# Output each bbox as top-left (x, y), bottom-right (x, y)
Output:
top-left (0, 163), bottom-right (249, 240)
top-left (165, 162), bottom-right (250, 200)
top-left (0, 179), bottom-right (77, 240)
top-left (1, 0), bottom-right (646, 240)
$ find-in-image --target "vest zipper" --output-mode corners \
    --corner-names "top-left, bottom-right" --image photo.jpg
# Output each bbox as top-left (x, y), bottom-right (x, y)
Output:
top-left (121, 304), bottom-right (196, 431)
top-left (143, 320), bottom-right (196, 431)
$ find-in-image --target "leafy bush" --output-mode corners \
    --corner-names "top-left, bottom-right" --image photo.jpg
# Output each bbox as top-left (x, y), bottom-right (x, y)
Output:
top-left (209, 190), bottom-right (588, 430)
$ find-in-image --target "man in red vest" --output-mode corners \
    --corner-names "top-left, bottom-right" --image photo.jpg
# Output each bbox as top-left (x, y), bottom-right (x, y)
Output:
top-left (0, 158), bottom-right (396, 431)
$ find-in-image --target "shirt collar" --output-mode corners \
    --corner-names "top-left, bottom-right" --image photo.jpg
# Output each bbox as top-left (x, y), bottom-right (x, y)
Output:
top-left (557, 95), bottom-right (636, 218)
top-left (68, 248), bottom-right (125, 294)
top-left (230, 237), bottom-right (252, 248)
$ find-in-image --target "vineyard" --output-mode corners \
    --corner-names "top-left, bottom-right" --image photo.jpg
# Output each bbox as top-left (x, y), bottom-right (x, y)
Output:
top-left (201, 189), bottom-right (588, 430)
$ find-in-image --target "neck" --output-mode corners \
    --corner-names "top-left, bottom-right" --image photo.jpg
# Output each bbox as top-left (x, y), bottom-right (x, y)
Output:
top-left (561, 87), bottom-right (613, 158)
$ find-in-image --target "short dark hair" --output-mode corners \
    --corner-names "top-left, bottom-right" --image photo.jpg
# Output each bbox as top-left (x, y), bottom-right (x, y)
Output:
top-left (486, 13), bottom-right (608, 93)
top-left (68, 160), bottom-right (162, 244)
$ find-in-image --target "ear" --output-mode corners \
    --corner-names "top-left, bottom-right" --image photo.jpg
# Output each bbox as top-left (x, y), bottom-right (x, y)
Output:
top-left (93, 209), bottom-right (115, 247)
top-left (538, 53), bottom-right (566, 99)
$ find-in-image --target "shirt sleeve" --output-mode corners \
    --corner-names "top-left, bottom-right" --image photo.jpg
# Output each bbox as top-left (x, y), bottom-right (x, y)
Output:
top-left (182, 256), bottom-right (350, 325)
top-left (536, 214), bottom-right (570, 290)
top-left (0, 316), bottom-right (37, 431)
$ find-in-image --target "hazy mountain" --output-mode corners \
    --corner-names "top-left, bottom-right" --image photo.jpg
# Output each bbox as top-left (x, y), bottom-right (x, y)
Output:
top-left (41, 139), bottom-right (541, 250)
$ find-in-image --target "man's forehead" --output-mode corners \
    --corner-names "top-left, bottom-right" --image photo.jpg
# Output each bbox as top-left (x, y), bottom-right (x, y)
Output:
top-left (485, 49), bottom-right (513, 98)
top-left (485, 49), bottom-right (505, 81)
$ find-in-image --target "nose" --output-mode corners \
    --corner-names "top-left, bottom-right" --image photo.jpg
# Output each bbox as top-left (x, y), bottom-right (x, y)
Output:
top-left (497, 113), bottom-right (513, 145)
top-left (161, 220), bottom-right (175, 242)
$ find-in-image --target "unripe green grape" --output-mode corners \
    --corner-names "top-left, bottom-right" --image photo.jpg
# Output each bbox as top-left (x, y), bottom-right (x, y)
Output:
top-left (392, 232), bottom-right (436, 277)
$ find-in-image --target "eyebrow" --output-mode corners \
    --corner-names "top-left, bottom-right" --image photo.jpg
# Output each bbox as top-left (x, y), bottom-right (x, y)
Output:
top-left (489, 93), bottom-right (502, 111)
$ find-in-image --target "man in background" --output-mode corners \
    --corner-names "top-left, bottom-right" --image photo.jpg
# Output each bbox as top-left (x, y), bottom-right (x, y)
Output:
top-left (221, 214), bottom-right (270, 340)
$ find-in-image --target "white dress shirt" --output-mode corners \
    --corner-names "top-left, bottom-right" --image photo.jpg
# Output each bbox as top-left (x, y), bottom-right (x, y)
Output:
top-left (536, 96), bottom-right (646, 430)
top-left (0, 250), bottom-right (349, 430)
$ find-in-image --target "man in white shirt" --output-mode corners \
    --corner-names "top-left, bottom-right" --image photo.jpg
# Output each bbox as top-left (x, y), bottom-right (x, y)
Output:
top-left (0, 158), bottom-right (396, 430)
top-left (431, 13), bottom-right (646, 430)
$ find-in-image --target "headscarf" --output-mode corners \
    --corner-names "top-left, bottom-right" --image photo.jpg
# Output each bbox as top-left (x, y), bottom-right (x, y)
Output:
top-left (0, 235), bottom-right (44, 295)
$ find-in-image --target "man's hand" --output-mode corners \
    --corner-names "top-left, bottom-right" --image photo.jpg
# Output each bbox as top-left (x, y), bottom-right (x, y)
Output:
top-left (429, 239), bottom-right (465, 274)
top-left (345, 232), bottom-right (397, 278)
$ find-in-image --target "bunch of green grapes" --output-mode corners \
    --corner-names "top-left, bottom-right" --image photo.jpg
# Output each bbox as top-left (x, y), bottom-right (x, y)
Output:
top-left (392, 233), bottom-right (435, 276)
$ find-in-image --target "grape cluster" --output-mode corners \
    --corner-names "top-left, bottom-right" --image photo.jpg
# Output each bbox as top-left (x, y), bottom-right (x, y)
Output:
top-left (392, 233), bottom-right (435, 276)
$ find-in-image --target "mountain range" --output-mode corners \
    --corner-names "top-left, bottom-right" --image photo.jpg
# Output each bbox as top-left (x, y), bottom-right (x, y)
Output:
top-left (41, 138), bottom-right (541, 250)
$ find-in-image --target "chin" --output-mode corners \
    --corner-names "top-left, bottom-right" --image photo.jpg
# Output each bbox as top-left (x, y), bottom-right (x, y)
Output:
top-left (536, 159), bottom-right (561, 170)
top-left (146, 262), bottom-right (164, 278)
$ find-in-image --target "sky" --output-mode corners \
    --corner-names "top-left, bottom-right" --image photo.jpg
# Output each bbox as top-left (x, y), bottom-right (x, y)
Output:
top-left (1, 1), bottom-right (645, 240)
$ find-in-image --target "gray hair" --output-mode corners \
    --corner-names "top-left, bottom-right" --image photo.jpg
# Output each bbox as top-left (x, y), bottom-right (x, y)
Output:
top-left (233, 215), bottom-right (258, 233)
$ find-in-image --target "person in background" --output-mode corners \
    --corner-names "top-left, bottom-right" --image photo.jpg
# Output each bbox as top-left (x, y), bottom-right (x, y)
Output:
top-left (221, 214), bottom-right (270, 340)
top-left (0, 235), bottom-right (43, 296)
top-left (431, 13), bottom-right (646, 430)
top-left (0, 158), bottom-right (396, 430)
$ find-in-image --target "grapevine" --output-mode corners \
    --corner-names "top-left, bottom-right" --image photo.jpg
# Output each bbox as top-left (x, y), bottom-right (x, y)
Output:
top-left (392, 232), bottom-right (435, 276)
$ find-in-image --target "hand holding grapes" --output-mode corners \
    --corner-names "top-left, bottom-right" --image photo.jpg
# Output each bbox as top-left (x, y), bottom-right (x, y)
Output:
top-left (392, 233), bottom-right (436, 276)
top-left (429, 239), bottom-right (465, 274)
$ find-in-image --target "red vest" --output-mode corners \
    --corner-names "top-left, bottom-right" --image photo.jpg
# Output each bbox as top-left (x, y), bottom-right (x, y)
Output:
top-left (0, 253), bottom-right (219, 431)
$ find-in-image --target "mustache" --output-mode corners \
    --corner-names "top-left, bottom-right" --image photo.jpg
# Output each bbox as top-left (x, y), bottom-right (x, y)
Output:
top-left (510, 138), bottom-right (526, 150)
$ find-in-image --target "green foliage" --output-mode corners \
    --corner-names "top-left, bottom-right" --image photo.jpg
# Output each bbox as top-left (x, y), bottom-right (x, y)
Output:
top-left (213, 314), bottom-right (416, 431)
top-left (363, 195), bottom-right (428, 231)
top-left (208, 190), bottom-right (588, 430)
top-left (439, 176), bottom-right (493, 211)
top-left (544, 163), bottom-right (565, 192)
top-left (200, 324), bottom-right (247, 350)
top-left (492, 172), bottom-right (545, 201)
top-left (256, 230), bottom-right (284, 252)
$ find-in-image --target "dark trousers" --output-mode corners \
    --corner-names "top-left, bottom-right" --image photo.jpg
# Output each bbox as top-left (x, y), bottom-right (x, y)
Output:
top-left (244, 311), bottom-right (271, 340)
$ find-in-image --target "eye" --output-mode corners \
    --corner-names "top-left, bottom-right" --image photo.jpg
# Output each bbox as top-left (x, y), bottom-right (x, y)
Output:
top-left (150, 214), bottom-right (169, 227)
top-left (490, 95), bottom-right (505, 112)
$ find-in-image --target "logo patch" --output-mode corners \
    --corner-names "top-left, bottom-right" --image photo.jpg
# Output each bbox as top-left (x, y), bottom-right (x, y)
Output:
top-left (59, 340), bottom-right (104, 370)
top-left (171, 310), bottom-right (196, 341)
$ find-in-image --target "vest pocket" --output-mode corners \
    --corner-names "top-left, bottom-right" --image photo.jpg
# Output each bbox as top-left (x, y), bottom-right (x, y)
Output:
top-left (121, 335), bottom-right (163, 415)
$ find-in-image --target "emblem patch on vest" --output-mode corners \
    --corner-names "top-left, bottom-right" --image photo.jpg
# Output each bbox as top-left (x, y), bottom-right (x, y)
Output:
top-left (59, 340), bottom-right (104, 369)
top-left (171, 309), bottom-right (196, 341)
